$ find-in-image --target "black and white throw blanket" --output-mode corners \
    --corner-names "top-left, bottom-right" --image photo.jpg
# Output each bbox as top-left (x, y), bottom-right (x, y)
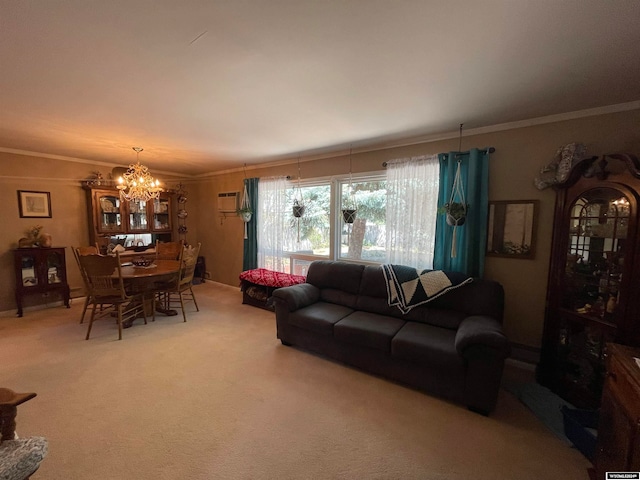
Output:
top-left (382, 264), bottom-right (473, 314)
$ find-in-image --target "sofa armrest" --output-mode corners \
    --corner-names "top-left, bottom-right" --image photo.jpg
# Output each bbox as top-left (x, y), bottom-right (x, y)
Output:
top-left (455, 315), bottom-right (510, 359)
top-left (272, 283), bottom-right (320, 312)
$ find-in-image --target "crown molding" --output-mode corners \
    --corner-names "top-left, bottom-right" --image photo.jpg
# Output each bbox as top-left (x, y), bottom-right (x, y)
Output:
top-left (3, 100), bottom-right (639, 180)
top-left (196, 100), bottom-right (640, 179)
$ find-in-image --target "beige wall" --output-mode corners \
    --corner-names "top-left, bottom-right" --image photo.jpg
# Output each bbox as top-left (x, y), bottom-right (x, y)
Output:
top-left (2, 108), bottom-right (639, 351)
top-left (0, 153), bottom-right (184, 315)
top-left (192, 108), bottom-right (640, 350)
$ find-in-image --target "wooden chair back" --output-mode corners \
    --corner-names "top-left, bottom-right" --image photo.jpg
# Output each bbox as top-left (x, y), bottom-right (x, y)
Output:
top-left (73, 245), bottom-right (100, 287)
top-left (76, 245), bottom-right (99, 256)
top-left (77, 253), bottom-right (126, 301)
top-left (156, 240), bottom-right (184, 261)
top-left (179, 243), bottom-right (201, 289)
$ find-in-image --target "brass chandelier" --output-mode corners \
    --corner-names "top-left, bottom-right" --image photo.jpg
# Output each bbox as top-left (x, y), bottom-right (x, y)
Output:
top-left (116, 147), bottom-right (162, 202)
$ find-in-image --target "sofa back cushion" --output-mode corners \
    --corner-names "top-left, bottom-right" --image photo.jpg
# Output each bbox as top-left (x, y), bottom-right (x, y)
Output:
top-left (306, 261), bottom-right (365, 309)
top-left (306, 261), bottom-right (365, 294)
top-left (356, 265), bottom-right (504, 328)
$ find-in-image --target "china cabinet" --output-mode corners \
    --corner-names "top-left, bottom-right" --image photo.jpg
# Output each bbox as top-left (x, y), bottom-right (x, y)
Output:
top-left (538, 153), bottom-right (640, 409)
top-left (13, 247), bottom-right (70, 317)
top-left (84, 187), bottom-right (174, 249)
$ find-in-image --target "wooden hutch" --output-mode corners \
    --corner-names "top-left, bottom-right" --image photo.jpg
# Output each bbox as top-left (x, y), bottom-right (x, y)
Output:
top-left (83, 184), bottom-right (175, 252)
top-left (538, 153), bottom-right (640, 408)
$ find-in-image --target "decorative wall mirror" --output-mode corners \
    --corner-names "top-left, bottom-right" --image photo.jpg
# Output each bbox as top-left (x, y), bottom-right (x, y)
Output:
top-left (487, 200), bottom-right (539, 259)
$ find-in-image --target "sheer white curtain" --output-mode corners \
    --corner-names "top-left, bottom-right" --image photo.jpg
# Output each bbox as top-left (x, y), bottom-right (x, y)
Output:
top-left (385, 154), bottom-right (440, 268)
top-left (257, 176), bottom-right (289, 272)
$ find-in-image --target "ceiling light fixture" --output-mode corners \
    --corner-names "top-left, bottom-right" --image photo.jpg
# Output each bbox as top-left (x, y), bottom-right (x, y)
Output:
top-left (116, 147), bottom-right (162, 202)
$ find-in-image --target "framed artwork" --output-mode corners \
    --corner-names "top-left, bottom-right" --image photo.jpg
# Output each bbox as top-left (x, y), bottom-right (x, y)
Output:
top-left (18, 190), bottom-right (52, 218)
top-left (487, 200), bottom-right (538, 259)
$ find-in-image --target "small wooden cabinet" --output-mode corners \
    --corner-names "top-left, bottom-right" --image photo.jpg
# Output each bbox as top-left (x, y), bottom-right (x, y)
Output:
top-left (85, 187), bottom-right (174, 248)
top-left (538, 153), bottom-right (640, 408)
top-left (13, 247), bottom-right (70, 317)
top-left (595, 343), bottom-right (640, 476)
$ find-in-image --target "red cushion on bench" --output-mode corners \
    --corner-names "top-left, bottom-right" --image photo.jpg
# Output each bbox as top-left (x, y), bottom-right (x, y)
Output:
top-left (239, 268), bottom-right (306, 288)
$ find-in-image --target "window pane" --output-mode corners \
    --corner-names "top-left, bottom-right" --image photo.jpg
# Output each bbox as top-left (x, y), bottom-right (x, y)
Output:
top-left (338, 179), bottom-right (387, 262)
top-left (284, 183), bottom-right (331, 256)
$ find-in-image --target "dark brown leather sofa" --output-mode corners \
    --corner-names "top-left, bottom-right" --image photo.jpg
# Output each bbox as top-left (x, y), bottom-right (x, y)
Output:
top-left (272, 260), bottom-right (510, 415)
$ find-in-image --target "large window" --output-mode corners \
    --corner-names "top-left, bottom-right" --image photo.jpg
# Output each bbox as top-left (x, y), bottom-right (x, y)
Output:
top-left (337, 177), bottom-right (387, 262)
top-left (258, 164), bottom-right (437, 273)
top-left (285, 182), bottom-right (331, 256)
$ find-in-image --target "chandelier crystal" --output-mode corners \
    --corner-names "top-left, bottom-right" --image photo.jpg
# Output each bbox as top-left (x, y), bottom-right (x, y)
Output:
top-left (116, 147), bottom-right (162, 202)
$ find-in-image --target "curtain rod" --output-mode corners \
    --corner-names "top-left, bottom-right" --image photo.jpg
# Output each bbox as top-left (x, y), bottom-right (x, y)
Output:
top-left (382, 147), bottom-right (495, 167)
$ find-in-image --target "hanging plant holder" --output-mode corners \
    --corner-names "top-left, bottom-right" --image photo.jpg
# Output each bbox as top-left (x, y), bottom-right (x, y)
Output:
top-left (238, 174), bottom-right (253, 240)
top-left (441, 124), bottom-right (469, 258)
top-left (342, 208), bottom-right (357, 224)
top-left (292, 158), bottom-right (307, 242)
top-left (342, 147), bottom-right (358, 224)
top-left (292, 200), bottom-right (305, 218)
top-left (444, 202), bottom-right (467, 227)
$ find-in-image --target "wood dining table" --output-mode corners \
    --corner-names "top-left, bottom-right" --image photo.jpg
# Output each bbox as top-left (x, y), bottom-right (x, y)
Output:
top-left (117, 259), bottom-right (181, 327)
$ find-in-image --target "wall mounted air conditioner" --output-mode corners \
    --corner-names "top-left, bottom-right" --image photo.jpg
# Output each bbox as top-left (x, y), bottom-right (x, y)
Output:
top-left (217, 191), bottom-right (239, 213)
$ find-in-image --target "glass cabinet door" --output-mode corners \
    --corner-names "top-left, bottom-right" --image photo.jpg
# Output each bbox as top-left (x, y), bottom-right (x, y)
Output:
top-left (20, 253), bottom-right (38, 287)
top-left (152, 196), bottom-right (172, 232)
top-left (128, 199), bottom-right (149, 232)
top-left (556, 187), bottom-right (630, 407)
top-left (564, 187), bottom-right (629, 321)
top-left (96, 192), bottom-right (124, 233)
top-left (46, 251), bottom-right (64, 285)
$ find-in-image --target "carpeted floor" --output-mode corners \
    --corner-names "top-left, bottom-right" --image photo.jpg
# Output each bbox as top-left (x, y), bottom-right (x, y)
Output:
top-left (1, 281), bottom-right (592, 479)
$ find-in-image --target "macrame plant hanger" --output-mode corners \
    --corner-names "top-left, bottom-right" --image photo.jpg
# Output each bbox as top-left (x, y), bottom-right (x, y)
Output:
top-left (239, 164), bottom-right (252, 240)
top-left (293, 157), bottom-right (305, 242)
top-left (342, 146), bottom-right (357, 225)
top-left (448, 124), bottom-right (467, 258)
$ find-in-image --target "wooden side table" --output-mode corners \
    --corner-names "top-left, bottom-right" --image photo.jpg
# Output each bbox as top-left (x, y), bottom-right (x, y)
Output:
top-left (0, 389), bottom-right (36, 442)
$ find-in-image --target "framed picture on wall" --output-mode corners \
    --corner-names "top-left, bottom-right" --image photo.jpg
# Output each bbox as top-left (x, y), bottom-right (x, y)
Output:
top-left (486, 200), bottom-right (538, 259)
top-left (18, 190), bottom-right (52, 218)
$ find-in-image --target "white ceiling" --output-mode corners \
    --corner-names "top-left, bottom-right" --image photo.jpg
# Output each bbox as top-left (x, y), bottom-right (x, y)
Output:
top-left (1, 1), bottom-right (640, 177)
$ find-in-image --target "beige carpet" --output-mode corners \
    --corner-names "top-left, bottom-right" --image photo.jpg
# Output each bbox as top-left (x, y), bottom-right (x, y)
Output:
top-left (1, 282), bottom-right (591, 479)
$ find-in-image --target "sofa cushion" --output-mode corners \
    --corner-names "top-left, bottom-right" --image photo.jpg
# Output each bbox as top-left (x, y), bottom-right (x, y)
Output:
top-left (306, 260), bottom-right (365, 295)
top-left (391, 322), bottom-right (464, 374)
top-left (288, 301), bottom-right (354, 336)
top-left (320, 288), bottom-right (358, 309)
top-left (334, 311), bottom-right (405, 352)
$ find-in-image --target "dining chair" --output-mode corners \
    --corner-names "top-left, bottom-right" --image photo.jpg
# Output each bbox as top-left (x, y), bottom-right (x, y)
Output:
top-left (155, 243), bottom-right (201, 322)
top-left (78, 252), bottom-right (147, 340)
top-left (72, 245), bottom-right (100, 324)
top-left (155, 240), bottom-right (184, 261)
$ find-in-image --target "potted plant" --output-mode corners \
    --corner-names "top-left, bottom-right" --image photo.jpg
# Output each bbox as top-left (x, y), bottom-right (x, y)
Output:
top-left (292, 199), bottom-right (305, 218)
top-left (237, 206), bottom-right (253, 223)
top-left (342, 208), bottom-right (357, 224)
top-left (439, 202), bottom-right (468, 226)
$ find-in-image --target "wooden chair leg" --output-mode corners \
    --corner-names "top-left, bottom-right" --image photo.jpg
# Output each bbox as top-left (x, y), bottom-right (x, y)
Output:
top-left (116, 304), bottom-right (123, 340)
top-left (85, 303), bottom-right (97, 340)
top-left (179, 293), bottom-right (186, 322)
top-left (190, 286), bottom-right (199, 312)
top-left (80, 295), bottom-right (90, 324)
top-left (141, 296), bottom-right (148, 325)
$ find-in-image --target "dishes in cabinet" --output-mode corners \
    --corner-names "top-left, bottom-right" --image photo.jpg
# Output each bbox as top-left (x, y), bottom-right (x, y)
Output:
top-left (100, 198), bottom-right (116, 213)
